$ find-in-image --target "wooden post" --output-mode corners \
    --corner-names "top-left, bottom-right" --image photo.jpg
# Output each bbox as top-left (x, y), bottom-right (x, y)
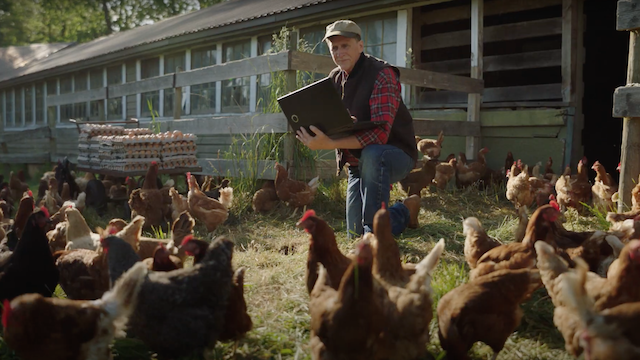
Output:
top-left (562, 0), bottom-right (585, 169)
top-left (283, 30), bottom-right (299, 171)
top-left (465, 0), bottom-right (483, 160)
top-left (174, 67), bottom-right (183, 120)
top-left (614, 0), bottom-right (640, 212)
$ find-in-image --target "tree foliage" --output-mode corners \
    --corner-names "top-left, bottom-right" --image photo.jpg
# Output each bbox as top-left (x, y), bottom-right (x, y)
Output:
top-left (0, 0), bottom-right (224, 47)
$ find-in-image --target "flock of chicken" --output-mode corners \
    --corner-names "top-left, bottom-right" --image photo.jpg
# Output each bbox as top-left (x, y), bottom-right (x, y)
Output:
top-left (1, 128), bottom-right (640, 359)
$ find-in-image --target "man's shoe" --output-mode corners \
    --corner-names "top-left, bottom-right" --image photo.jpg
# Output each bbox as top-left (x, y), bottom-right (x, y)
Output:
top-left (404, 194), bottom-right (421, 229)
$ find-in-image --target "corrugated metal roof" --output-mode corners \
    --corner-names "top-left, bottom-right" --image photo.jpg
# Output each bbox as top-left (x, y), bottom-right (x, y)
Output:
top-left (0, 0), bottom-right (336, 84)
top-left (0, 43), bottom-right (71, 75)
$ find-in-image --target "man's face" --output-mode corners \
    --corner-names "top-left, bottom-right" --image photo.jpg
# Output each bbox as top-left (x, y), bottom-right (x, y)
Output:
top-left (327, 35), bottom-right (363, 74)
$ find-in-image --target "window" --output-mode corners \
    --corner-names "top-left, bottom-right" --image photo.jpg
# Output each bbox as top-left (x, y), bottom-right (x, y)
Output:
top-left (89, 100), bottom-right (102, 121)
top-left (6, 90), bottom-right (14, 127)
top-left (15, 88), bottom-right (23, 126)
top-left (46, 79), bottom-right (57, 124)
top-left (90, 69), bottom-right (103, 89)
top-left (24, 85), bottom-right (33, 125)
top-left (359, 14), bottom-right (397, 64)
top-left (256, 35), bottom-right (273, 112)
top-left (190, 45), bottom-right (217, 115)
top-left (60, 77), bottom-right (72, 94)
top-left (60, 104), bottom-right (72, 123)
top-left (74, 72), bottom-right (88, 92)
top-left (301, 26), bottom-right (331, 55)
top-left (164, 51), bottom-right (185, 116)
top-left (126, 61), bottom-right (136, 83)
top-left (107, 65), bottom-right (122, 85)
top-left (222, 40), bottom-right (251, 113)
top-left (73, 102), bottom-right (87, 120)
top-left (35, 83), bottom-right (44, 124)
top-left (141, 57), bottom-right (160, 118)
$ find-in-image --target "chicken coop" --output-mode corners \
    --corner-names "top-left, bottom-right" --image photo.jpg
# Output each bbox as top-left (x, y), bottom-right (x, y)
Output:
top-left (0, 0), bottom-right (628, 180)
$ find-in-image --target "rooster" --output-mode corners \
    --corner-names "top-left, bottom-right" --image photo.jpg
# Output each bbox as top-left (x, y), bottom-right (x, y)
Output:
top-left (274, 163), bottom-right (319, 208)
top-left (186, 172), bottom-right (232, 232)
top-left (2, 262), bottom-right (148, 360)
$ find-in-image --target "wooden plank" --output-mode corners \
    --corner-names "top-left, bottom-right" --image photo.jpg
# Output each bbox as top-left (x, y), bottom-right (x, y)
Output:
top-left (422, 50), bottom-right (562, 75)
top-left (412, 108), bottom-right (567, 126)
top-left (289, 51), bottom-right (335, 75)
top-left (617, 0), bottom-right (640, 31)
top-left (481, 126), bottom-right (564, 138)
top-left (47, 88), bottom-right (107, 107)
top-left (198, 158), bottom-right (337, 180)
top-left (176, 52), bottom-right (289, 88)
top-left (418, 101), bottom-right (570, 109)
top-left (617, 30), bottom-right (640, 211)
top-left (613, 85), bottom-right (640, 117)
top-left (0, 126), bottom-right (51, 144)
top-left (109, 74), bottom-right (174, 98)
top-left (422, 18), bottom-right (562, 50)
top-left (423, 0), bottom-right (562, 25)
top-left (0, 152), bottom-right (50, 164)
top-left (398, 67), bottom-right (484, 93)
top-left (466, 0), bottom-right (483, 159)
top-left (562, 0), bottom-right (579, 104)
top-left (158, 113), bottom-right (289, 135)
top-left (283, 32), bottom-right (299, 169)
top-left (413, 119), bottom-right (480, 136)
top-left (420, 83), bottom-right (562, 103)
top-left (76, 166), bottom-right (202, 177)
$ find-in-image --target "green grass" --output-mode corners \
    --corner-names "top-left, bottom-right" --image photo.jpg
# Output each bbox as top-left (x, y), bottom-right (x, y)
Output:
top-left (1, 168), bottom-right (613, 360)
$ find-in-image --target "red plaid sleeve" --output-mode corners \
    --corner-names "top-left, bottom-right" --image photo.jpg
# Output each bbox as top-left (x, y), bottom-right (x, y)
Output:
top-left (354, 67), bottom-right (401, 147)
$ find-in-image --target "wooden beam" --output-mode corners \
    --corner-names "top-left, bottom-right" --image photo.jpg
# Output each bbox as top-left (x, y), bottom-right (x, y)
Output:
top-left (422, 18), bottom-right (562, 50)
top-left (617, 31), bottom-right (640, 212)
top-left (423, 0), bottom-right (561, 25)
top-left (158, 113), bottom-right (288, 135)
top-left (617, 0), bottom-right (640, 31)
top-left (0, 126), bottom-right (51, 144)
top-left (289, 51), bottom-right (335, 74)
top-left (422, 50), bottom-right (562, 75)
top-left (47, 88), bottom-right (107, 107)
top-left (283, 32), bottom-right (299, 169)
top-left (0, 152), bottom-right (50, 164)
top-left (466, 0), bottom-right (483, 159)
top-left (412, 108), bottom-right (567, 126)
top-left (418, 101), bottom-right (570, 109)
top-left (197, 159), bottom-right (337, 180)
top-left (420, 83), bottom-right (562, 104)
top-left (176, 51), bottom-right (289, 88)
top-left (613, 85), bottom-right (640, 117)
top-left (398, 67), bottom-right (484, 94)
top-left (109, 74), bottom-right (173, 98)
top-left (413, 119), bottom-right (481, 136)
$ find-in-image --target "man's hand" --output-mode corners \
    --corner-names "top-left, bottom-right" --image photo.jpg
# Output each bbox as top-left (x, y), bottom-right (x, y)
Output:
top-left (296, 126), bottom-right (335, 150)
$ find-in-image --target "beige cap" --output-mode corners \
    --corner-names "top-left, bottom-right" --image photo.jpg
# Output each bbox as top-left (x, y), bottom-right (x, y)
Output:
top-left (323, 20), bottom-right (362, 41)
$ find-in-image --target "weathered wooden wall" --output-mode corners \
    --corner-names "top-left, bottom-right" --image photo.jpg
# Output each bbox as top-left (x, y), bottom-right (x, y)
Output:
top-left (414, 0), bottom-right (566, 107)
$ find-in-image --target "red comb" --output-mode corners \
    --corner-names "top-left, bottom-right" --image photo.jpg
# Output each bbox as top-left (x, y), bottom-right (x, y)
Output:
top-left (40, 206), bottom-right (50, 218)
top-left (381, 202), bottom-right (386, 210)
top-left (125, 176), bottom-right (129, 182)
top-left (2, 299), bottom-right (10, 329)
top-left (549, 194), bottom-right (556, 201)
top-left (299, 209), bottom-right (316, 223)
top-left (151, 161), bottom-right (157, 165)
top-left (186, 172), bottom-right (191, 180)
top-left (181, 235), bottom-right (194, 247)
top-left (27, 190), bottom-right (33, 197)
top-left (550, 200), bottom-right (560, 211)
top-left (108, 225), bottom-right (118, 235)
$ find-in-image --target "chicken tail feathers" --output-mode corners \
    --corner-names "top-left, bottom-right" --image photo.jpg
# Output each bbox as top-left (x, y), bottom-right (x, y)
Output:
top-left (219, 187), bottom-right (234, 209)
top-left (560, 258), bottom-right (595, 325)
top-left (409, 238), bottom-right (445, 291)
top-left (94, 261), bottom-right (148, 337)
top-left (307, 176), bottom-right (320, 193)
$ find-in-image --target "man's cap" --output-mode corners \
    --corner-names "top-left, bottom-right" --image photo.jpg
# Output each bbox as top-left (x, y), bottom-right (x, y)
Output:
top-left (323, 20), bottom-right (362, 41)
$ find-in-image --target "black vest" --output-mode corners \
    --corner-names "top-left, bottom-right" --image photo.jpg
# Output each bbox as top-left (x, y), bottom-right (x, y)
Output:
top-left (329, 53), bottom-right (417, 174)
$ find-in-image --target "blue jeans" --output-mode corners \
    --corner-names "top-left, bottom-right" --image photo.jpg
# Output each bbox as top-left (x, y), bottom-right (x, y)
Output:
top-left (346, 144), bottom-right (414, 238)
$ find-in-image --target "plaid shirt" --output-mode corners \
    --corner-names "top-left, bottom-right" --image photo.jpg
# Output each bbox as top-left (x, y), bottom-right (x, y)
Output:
top-left (341, 67), bottom-right (401, 167)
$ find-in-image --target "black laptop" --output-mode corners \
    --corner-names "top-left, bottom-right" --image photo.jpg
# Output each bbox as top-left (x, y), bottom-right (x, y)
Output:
top-left (277, 77), bottom-right (384, 139)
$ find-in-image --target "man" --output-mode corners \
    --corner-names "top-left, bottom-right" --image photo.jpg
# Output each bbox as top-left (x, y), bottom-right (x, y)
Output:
top-left (295, 19), bottom-right (420, 238)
